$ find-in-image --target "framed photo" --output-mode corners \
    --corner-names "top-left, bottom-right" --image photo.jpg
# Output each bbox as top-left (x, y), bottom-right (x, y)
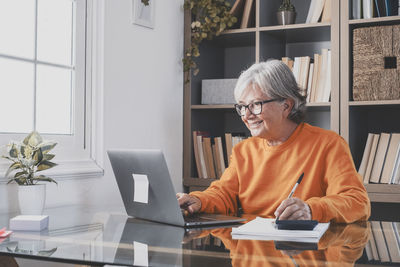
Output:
top-left (132, 0), bottom-right (155, 29)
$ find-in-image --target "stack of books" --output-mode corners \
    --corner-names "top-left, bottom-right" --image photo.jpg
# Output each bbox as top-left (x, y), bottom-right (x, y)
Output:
top-left (281, 48), bottom-right (331, 103)
top-left (193, 131), bottom-right (247, 179)
top-left (359, 133), bottom-right (400, 184)
top-left (365, 221), bottom-right (400, 263)
top-left (351, 0), bottom-right (399, 19)
top-left (229, 0), bottom-right (255, 29)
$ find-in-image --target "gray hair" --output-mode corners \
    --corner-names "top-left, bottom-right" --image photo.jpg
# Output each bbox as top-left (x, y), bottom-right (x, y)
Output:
top-left (234, 60), bottom-right (306, 124)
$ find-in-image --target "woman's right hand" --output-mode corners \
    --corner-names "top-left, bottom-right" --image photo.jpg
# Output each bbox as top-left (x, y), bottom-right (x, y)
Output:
top-left (176, 193), bottom-right (201, 214)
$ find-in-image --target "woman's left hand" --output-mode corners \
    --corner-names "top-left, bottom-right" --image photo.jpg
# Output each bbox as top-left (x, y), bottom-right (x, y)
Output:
top-left (274, 197), bottom-right (312, 220)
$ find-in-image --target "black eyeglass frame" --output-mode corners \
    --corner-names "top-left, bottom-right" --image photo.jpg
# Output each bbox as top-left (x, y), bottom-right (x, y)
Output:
top-left (234, 99), bottom-right (282, 116)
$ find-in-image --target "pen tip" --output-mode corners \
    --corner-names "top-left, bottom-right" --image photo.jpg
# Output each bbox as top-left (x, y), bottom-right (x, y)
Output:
top-left (297, 173), bottom-right (304, 183)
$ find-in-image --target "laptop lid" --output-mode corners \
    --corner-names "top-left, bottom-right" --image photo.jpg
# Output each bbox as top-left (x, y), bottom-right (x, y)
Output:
top-left (108, 149), bottom-right (245, 227)
top-left (108, 149), bottom-right (186, 226)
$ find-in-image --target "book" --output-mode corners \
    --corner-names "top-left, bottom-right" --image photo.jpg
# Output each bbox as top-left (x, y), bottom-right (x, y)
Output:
top-left (386, 0), bottom-right (399, 15)
top-left (197, 135), bottom-right (208, 178)
top-left (382, 221), bottom-right (400, 262)
top-left (368, 229), bottom-right (380, 260)
top-left (215, 137), bottom-right (226, 175)
top-left (321, 0), bottom-right (332, 22)
top-left (352, 0), bottom-right (362, 19)
top-left (240, 0), bottom-right (254, 29)
top-left (375, 0), bottom-right (387, 17)
top-left (306, 0), bottom-right (317, 23)
top-left (371, 221), bottom-right (391, 262)
top-left (225, 133), bottom-right (233, 164)
top-left (193, 131), bottom-right (207, 178)
top-left (292, 57), bottom-right (301, 86)
top-left (300, 56), bottom-right (311, 93)
top-left (306, 63), bottom-right (314, 103)
top-left (310, 0), bottom-right (326, 23)
top-left (212, 142), bottom-right (221, 178)
top-left (231, 217), bottom-right (330, 243)
top-left (364, 134), bottom-right (380, 184)
top-left (359, 133), bottom-right (375, 178)
top-left (381, 133), bottom-right (400, 183)
top-left (364, 241), bottom-right (374, 261)
top-left (315, 48), bottom-right (329, 102)
top-left (370, 133), bottom-right (391, 183)
top-left (390, 144), bottom-right (400, 184)
top-left (363, 0), bottom-right (374, 18)
top-left (310, 53), bottom-right (320, 103)
top-left (203, 137), bottom-right (216, 179)
top-left (322, 50), bottom-right (331, 102)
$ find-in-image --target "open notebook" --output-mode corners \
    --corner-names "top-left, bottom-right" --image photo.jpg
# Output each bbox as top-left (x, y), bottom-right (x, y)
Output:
top-left (231, 217), bottom-right (330, 243)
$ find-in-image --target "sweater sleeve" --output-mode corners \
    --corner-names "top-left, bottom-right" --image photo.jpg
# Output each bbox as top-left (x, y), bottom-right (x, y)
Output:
top-left (306, 137), bottom-right (371, 223)
top-left (189, 155), bottom-right (240, 215)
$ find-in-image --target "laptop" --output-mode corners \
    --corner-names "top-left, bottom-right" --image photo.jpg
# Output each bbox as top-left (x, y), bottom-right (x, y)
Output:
top-left (107, 149), bottom-right (245, 227)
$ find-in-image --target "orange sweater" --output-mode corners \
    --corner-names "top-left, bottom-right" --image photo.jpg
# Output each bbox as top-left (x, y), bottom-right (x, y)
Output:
top-left (190, 123), bottom-right (370, 223)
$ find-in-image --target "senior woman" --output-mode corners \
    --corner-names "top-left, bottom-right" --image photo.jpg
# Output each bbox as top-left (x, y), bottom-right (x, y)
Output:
top-left (178, 60), bottom-right (370, 223)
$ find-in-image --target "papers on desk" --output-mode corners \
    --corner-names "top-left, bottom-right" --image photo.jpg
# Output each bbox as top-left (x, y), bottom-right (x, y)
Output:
top-left (231, 217), bottom-right (330, 243)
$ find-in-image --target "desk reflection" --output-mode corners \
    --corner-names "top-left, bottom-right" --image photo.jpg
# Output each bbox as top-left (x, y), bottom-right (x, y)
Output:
top-left (183, 222), bottom-right (370, 267)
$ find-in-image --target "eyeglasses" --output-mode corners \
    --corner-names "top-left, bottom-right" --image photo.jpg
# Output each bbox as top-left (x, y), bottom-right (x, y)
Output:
top-left (234, 99), bottom-right (281, 116)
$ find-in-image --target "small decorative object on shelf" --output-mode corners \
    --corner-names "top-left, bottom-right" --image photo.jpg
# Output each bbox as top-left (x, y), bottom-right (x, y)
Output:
top-left (3, 131), bottom-right (58, 215)
top-left (277, 0), bottom-right (296, 25)
top-left (182, 0), bottom-right (237, 82)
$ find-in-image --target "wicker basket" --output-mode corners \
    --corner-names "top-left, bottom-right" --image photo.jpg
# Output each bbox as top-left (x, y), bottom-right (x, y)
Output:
top-left (353, 25), bottom-right (400, 101)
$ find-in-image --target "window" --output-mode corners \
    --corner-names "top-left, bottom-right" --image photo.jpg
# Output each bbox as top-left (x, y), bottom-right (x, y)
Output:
top-left (0, 0), bottom-right (102, 177)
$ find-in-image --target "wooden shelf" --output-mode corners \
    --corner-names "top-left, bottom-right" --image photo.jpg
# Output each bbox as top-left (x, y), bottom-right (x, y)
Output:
top-left (259, 22), bottom-right (330, 32)
top-left (349, 100), bottom-right (400, 106)
top-left (365, 184), bottom-right (400, 203)
top-left (191, 103), bottom-right (330, 110)
top-left (349, 16), bottom-right (400, 25)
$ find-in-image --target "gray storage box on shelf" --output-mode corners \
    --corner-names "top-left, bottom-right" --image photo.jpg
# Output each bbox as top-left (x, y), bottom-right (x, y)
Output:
top-left (201, 79), bottom-right (238, 104)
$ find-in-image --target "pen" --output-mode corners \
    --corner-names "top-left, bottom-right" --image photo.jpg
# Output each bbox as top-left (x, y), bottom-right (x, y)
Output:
top-left (276, 172), bottom-right (304, 222)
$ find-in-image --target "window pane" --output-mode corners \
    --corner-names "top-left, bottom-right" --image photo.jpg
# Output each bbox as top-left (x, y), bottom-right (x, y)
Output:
top-left (36, 65), bottom-right (72, 134)
top-left (0, 0), bottom-right (35, 59)
top-left (37, 0), bottom-right (74, 66)
top-left (0, 58), bottom-right (34, 133)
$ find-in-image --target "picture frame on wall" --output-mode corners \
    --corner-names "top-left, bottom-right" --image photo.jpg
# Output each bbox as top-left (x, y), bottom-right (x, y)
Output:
top-left (132, 0), bottom-right (155, 29)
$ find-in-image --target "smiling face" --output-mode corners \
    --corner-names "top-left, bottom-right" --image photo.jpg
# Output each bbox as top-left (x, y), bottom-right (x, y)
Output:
top-left (238, 84), bottom-right (290, 141)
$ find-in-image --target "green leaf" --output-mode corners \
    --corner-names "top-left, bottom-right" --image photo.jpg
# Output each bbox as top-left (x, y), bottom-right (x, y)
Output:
top-left (38, 141), bottom-right (57, 154)
top-left (33, 148), bottom-right (43, 165)
top-left (43, 153), bottom-right (55, 161)
top-left (33, 175), bottom-right (57, 184)
top-left (15, 171), bottom-right (27, 178)
top-left (5, 162), bottom-right (22, 177)
top-left (23, 131), bottom-right (43, 147)
top-left (37, 161), bottom-right (57, 171)
top-left (9, 144), bottom-right (18, 158)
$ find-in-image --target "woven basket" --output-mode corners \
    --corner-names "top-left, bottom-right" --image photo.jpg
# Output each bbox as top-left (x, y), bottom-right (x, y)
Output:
top-left (353, 25), bottom-right (400, 101)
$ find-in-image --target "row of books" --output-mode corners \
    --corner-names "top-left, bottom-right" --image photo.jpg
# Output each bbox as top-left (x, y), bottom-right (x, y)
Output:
top-left (306, 0), bottom-right (332, 24)
top-left (352, 0), bottom-right (399, 19)
top-left (359, 132), bottom-right (400, 184)
top-left (229, 0), bottom-right (255, 29)
top-left (365, 221), bottom-right (400, 263)
top-left (281, 48), bottom-right (331, 103)
top-left (193, 131), bottom-right (246, 179)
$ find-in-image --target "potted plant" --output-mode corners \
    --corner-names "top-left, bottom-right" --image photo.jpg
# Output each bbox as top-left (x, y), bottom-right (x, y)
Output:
top-left (3, 131), bottom-right (57, 215)
top-left (182, 0), bottom-right (237, 83)
top-left (277, 0), bottom-right (296, 25)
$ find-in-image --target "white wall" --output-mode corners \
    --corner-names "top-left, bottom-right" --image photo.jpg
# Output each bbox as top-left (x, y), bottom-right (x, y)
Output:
top-left (0, 0), bottom-right (184, 212)
top-left (95, 0), bottom-right (184, 206)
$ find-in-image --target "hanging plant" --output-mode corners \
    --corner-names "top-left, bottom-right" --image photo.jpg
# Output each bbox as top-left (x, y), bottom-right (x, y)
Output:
top-left (182, 0), bottom-right (237, 83)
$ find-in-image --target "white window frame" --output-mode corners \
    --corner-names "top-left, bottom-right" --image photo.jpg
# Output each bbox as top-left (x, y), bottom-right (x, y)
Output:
top-left (0, 0), bottom-right (104, 181)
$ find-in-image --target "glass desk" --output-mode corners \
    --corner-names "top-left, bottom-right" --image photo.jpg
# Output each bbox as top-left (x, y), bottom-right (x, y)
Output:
top-left (0, 205), bottom-right (399, 266)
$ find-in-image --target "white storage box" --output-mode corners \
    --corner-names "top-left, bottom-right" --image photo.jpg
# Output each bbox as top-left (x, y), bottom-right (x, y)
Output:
top-left (201, 79), bottom-right (238, 104)
top-left (10, 215), bottom-right (49, 231)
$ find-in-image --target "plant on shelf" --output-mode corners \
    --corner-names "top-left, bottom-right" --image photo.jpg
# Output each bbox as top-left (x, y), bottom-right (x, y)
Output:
top-left (182, 0), bottom-right (237, 83)
top-left (278, 0), bottom-right (295, 12)
top-left (277, 0), bottom-right (296, 25)
top-left (3, 131), bottom-right (58, 185)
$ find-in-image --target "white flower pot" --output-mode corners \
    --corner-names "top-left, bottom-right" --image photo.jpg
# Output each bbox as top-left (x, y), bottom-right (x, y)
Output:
top-left (18, 184), bottom-right (46, 215)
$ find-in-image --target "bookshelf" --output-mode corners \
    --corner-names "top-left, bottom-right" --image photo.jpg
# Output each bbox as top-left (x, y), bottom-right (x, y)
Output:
top-left (183, 0), bottom-right (340, 192)
top-left (340, 0), bottom-right (400, 203)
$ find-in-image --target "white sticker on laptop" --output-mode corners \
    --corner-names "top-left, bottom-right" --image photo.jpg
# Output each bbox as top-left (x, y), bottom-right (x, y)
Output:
top-left (133, 241), bottom-right (149, 266)
top-left (132, 174), bottom-right (149, 203)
